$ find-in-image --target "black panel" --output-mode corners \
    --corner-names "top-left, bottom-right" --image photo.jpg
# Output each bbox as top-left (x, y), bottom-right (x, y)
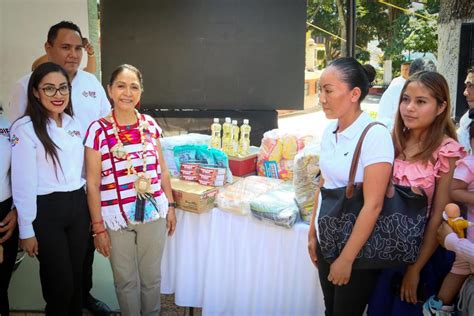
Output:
top-left (143, 109), bottom-right (278, 146)
top-left (100, 0), bottom-right (306, 111)
top-left (456, 23), bottom-right (474, 120)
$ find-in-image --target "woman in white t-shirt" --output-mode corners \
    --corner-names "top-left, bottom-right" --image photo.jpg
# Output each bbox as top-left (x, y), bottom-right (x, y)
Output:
top-left (307, 57), bottom-right (394, 315)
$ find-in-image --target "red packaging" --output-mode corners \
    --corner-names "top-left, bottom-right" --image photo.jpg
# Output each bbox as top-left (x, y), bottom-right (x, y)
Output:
top-left (228, 153), bottom-right (257, 176)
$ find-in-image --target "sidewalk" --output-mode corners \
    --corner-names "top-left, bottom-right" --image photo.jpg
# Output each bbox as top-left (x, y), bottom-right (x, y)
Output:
top-left (278, 94), bottom-right (381, 138)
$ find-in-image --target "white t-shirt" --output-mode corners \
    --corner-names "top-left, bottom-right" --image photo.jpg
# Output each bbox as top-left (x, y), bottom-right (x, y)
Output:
top-left (376, 78), bottom-right (406, 132)
top-left (458, 110), bottom-right (471, 154)
top-left (10, 114), bottom-right (86, 238)
top-left (320, 111), bottom-right (394, 189)
top-left (6, 69), bottom-right (110, 135)
top-left (0, 114), bottom-right (12, 202)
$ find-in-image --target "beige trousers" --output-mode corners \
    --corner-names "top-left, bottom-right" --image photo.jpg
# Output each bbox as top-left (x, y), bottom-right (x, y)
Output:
top-left (108, 218), bottom-right (167, 316)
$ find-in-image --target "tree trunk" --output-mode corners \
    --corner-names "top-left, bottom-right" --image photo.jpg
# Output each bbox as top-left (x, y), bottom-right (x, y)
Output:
top-left (336, 0), bottom-right (347, 57)
top-left (437, 0), bottom-right (474, 116)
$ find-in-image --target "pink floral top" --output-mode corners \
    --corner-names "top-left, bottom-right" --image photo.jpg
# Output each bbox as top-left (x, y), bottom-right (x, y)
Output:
top-left (393, 137), bottom-right (466, 215)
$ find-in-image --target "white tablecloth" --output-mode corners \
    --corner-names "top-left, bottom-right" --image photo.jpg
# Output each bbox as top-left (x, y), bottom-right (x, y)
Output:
top-left (161, 208), bottom-right (325, 315)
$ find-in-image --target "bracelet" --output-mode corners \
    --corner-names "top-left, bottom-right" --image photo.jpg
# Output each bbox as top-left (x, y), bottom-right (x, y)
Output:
top-left (168, 201), bottom-right (177, 208)
top-left (92, 230), bottom-right (107, 237)
top-left (91, 219), bottom-right (104, 225)
top-left (87, 53), bottom-right (95, 57)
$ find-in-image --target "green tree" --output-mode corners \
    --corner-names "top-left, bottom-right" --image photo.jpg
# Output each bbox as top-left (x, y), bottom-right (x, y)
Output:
top-left (307, 0), bottom-right (439, 70)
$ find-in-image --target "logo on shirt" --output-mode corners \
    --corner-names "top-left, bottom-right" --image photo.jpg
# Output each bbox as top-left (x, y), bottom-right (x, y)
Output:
top-left (82, 91), bottom-right (97, 98)
top-left (0, 127), bottom-right (8, 138)
top-left (67, 130), bottom-right (82, 138)
top-left (10, 134), bottom-right (19, 147)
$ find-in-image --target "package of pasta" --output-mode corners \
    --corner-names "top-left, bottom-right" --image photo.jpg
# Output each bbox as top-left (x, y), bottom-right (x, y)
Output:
top-left (293, 143), bottom-right (321, 223)
top-left (161, 133), bottom-right (211, 177)
top-left (216, 176), bottom-right (283, 216)
top-left (209, 148), bottom-right (233, 183)
top-left (257, 129), bottom-right (314, 180)
top-left (249, 182), bottom-right (299, 228)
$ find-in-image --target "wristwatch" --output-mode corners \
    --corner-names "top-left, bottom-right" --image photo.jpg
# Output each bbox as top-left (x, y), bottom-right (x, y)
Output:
top-left (168, 202), bottom-right (177, 208)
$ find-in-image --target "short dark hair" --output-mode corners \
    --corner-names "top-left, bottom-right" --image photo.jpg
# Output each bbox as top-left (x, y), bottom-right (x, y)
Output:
top-left (329, 57), bottom-right (370, 102)
top-left (47, 21), bottom-right (83, 45)
top-left (409, 58), bottom-right (436, 76)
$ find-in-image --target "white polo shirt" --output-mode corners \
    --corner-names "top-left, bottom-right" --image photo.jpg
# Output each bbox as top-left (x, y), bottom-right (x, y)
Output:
top-left (6, 69), bottom-right (110, 135)
top-left (10, 114), bottom-right (86, 239)
top-left (320, 112), bottom-right (394, 189)
top-left (0, 114), bottom-right (12, 203)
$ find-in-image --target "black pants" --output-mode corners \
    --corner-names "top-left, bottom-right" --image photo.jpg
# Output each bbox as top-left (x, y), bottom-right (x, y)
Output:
top-left (83, 232), bottom-right (94, 300)
top-left (317, 245), bottom-right (380, 316)
top-left (0, 197), bottom-right (18, 316)
top-left (34, 189), bottom-right (90, 316)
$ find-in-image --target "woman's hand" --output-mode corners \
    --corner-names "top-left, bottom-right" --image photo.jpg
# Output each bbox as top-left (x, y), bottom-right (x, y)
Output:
top-left (328, 257), bottom-right (353, 286)
top-left (0, 209), bottom-right (17, 243)
top-left (437, 222), bottom-right (454, 248)
top-left (94, 232), bottom-right (111, 258)
top-left (400, 265), bottom-right (420, 304)
top-left (20, 236), bottom-right (38, 257)
top-left (308, 229), bottom-right (318, 268)
top-left (167, 208), bottom-right (177, 236)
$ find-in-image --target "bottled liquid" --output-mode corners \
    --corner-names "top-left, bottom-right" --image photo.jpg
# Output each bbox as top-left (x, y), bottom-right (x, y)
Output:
top-left (239, 119), bottom-right (251, 156)
top-left (210, 118), bottom-right (222, 149)
top-left (231, 120), bottom-right (240, 156)
top-left (222, 117), bottom-right (233, 155)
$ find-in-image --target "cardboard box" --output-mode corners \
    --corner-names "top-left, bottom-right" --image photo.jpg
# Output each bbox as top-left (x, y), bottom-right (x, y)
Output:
top-left (171, 178), bottom-right (219, 213)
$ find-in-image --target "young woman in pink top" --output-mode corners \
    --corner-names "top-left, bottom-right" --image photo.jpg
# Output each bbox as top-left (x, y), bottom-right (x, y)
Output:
top-left (368, 71), bottom-right (466, 315)
top-left (425, 120), bottom-right (474, 314)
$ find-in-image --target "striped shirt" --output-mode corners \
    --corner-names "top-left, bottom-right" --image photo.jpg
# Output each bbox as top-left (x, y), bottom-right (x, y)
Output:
top-left (84, 114), bottom-right (168, 230)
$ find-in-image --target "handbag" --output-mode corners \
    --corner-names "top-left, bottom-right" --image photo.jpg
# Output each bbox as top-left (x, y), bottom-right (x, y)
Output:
top-left (317, 122), bottom-right (428, 269)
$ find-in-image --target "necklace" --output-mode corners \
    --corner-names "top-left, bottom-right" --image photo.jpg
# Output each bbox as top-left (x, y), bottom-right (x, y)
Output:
top-left (110, 109), bottom-right (152, 199)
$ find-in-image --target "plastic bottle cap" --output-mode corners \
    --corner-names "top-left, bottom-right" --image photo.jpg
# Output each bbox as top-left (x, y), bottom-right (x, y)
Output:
top-left (225, 117), bottom-right (231, 123)
top-left (243, 119), bottom-right (249, 124)
top-left (213, 118), bottom-right (219, 123)
top-left (232, 120), bottom-right (237, 124)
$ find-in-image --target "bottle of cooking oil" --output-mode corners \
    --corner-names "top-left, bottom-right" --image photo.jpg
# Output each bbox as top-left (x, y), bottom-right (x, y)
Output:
top-left (239, 119), bottom-right (251, 156)
top-left (231, 119), bottom-right (240, 156)
top-left (210, 118), bottom-right (222, 149)
top-left (222, 117), bottom-right (233, 155)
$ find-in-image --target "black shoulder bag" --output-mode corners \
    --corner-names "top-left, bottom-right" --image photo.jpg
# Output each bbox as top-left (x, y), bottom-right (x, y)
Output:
top-left (317, 122), bottom-right (428, 269)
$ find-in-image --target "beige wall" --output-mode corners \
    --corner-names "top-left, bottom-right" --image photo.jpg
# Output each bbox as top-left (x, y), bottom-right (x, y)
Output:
top-left (0, 0), bottom-right (89, 110)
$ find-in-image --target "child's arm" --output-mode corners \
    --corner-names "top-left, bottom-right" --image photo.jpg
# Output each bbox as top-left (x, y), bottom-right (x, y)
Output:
top-left (451, 178), bottom-right (474, 205)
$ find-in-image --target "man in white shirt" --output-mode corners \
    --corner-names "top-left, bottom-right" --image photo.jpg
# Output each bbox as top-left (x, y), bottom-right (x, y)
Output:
top-left (376, 62), bottom-right (410, 131)
top-left (457, 67), bottom-right (474, 153)
top-left (7, 21), bottom-right (111, 315)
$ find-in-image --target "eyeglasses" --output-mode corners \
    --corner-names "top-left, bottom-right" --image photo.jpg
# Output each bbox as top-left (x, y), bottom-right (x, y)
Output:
top-left (41, 85), bottom-right (70, 97)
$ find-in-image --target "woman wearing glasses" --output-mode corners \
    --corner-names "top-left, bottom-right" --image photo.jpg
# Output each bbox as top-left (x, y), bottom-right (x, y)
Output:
top-left (10, 62), bottom-right (90, 315)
